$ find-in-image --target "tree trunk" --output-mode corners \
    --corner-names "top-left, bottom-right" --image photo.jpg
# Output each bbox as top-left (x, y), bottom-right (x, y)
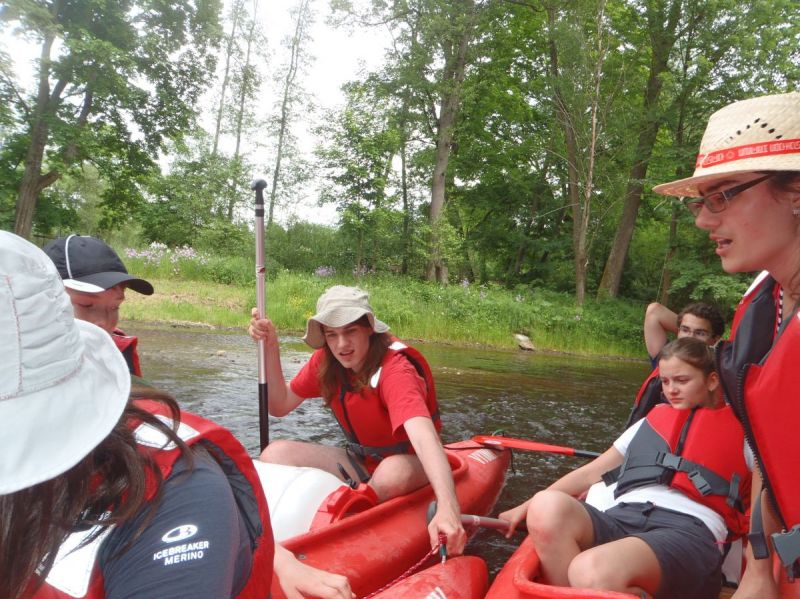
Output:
top-left (426, 1), bottom-right (475, 284)
top-left (213, 0), bottom-right (244, 157)
top-left (400, 138), bottom-right (410, 275)
top-left (596, 0), bottom-right (682, 298)
top-left (658, 205), bottom-right (679, 305)
top-left (268, 0), bottom-right (309, 226)
top-left (14, 30), bottom-right (60, 239)
top-left (545, 6), bottom-right (584, 305)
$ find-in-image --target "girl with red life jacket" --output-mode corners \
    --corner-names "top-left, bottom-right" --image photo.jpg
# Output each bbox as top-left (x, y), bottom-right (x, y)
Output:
top-left (0, 232), bottom-right (352, 599)
top-left (651, 91), bottom-right (800, 599)
top-left (248, 285), bottom-right (466, 556)
top-left (497, 337), bottom-right (753, 599)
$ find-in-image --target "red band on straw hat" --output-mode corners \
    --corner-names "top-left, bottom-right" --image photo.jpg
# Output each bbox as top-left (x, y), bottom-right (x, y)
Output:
top-left (697, 138), bottom-right (800, 169)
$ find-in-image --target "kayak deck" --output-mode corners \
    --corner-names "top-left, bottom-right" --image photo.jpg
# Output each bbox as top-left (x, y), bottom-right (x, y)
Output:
top-left (270, 441), bottom-right (510, 598)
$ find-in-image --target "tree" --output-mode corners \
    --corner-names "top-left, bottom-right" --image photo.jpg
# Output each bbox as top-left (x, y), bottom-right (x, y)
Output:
top-left (267, 0), bottom-right (314, 226)
top-left (0, 0), bottom-right (222, 238)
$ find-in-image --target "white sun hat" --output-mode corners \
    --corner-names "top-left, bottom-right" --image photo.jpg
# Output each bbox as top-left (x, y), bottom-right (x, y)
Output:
top-left (303, 285), bottom-right (390, 349)
top-left (0, 231), bottom-right (131, 495)
top-left (653, 91), bottom-right (800, 197)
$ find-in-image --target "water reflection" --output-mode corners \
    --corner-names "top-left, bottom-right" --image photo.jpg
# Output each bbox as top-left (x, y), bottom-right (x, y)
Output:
top-left (133, 323), bottom-right (650, 578)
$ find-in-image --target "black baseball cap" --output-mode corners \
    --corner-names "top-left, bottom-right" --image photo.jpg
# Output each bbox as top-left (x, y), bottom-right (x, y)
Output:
top-left (43, 235), bottom-right (154, 295)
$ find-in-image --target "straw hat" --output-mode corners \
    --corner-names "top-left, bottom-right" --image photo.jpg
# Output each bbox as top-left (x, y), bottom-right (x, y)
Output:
top-left (303, 285), bottom-right (390, 349)
top-left (0, 232), bottom-right (131, 495)
top-left (653, 91), bottom-right (800, 197)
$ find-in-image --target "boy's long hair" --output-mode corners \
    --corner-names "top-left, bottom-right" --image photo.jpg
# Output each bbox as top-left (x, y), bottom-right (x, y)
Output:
top-left (0, 384), bottom-right (190, 599)
top-left (319, 315), bottom-right (392, 404)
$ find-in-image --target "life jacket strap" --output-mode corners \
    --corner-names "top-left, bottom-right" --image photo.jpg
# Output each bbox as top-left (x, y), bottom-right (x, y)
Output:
top-left (609, 451), bottom-right (744, 512)
top-left (345, 440), bottom-right (413, 462)
top-left (748, 490), bottom-right (771, 560)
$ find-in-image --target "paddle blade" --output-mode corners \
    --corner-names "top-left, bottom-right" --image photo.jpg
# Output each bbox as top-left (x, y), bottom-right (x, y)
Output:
top-left (473, 435), bottom-right (599, 459)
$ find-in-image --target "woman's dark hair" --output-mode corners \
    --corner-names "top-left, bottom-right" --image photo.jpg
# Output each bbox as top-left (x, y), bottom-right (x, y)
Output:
top-left (658, 336), bottom-right (716, 376)
top-left (318, 315), bottom-right (392, 404)
top-left (0, 385), bottom-right (190, 599)
top-left (768, 171), bottom-right (800, 295)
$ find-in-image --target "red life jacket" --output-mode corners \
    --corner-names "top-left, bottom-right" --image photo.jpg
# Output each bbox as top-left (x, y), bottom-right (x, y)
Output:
top-left (625, 367), bottom-right (662, 428)
top-left (719, 271), bottom-right (800, 564)
top-left (331, 340), bottom-right (440, 468)
top-left (33, 401), bottom-right (273, 599)
top-left (609, 404), bottom-right (751, 538)
top-left (111, 328), bottom-right (142, 377)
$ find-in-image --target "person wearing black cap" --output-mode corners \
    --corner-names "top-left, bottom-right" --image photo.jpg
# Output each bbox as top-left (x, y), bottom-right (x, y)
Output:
top-left (44, 234), bottom-right (154, 376)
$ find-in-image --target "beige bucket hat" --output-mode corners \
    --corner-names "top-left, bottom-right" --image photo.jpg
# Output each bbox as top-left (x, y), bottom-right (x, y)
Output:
top-left (0, 231), bottom-right (130, 495)
top-left (653, 91), bottom-right (800, 197)
top-left (303, 285), bottom-right (390, 349)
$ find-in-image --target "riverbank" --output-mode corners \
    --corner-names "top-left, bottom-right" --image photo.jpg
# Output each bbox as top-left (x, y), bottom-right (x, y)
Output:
top-left (122, 273), bottom-right (647, 358)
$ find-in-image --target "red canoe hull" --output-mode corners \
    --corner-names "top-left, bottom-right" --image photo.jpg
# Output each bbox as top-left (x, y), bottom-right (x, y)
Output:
top-left (368, 556), bottom-right (489, 599)
top-left (486, 536), bottom-right (637, 599)
top-left (271, 441), bottom-right (510, 598)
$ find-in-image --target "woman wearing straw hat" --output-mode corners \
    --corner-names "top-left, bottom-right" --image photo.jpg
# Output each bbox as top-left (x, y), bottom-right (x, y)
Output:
top-left (249, 285), bottom-right (467, 556)
top-left (652, 91), bottom-right (800, 598)
top-left (0, 231), bottom-right (353, 599)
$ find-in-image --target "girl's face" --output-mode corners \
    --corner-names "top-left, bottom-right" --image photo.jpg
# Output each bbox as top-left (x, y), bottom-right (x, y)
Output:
top-left (66, 284), bottom-right (126, 334)
top-left (694, 173), bottom-right (800, 286)
top-left (322, 321), bottom-right (372, 373)
top-left (659, 356), bottom-right (719, 410)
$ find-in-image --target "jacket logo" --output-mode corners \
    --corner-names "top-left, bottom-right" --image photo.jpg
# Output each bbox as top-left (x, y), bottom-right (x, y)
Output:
top-left (162, 524), bottom-right (198, 543)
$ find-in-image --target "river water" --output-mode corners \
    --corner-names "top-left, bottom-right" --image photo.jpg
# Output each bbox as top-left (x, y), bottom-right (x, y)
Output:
top-left (133, 322), bottom-right (650, 579)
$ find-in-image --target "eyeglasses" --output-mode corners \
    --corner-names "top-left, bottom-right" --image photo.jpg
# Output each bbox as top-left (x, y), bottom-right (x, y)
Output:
top-left (682, 174), bottom-right (775, 217)
top-left (678, 325), bottom-right (711, 340)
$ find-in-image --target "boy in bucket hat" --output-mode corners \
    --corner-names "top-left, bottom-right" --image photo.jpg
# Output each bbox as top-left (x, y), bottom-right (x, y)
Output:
top-left (44, 234), bottom-right (153, 376)
top-left (0, 231), bottom-right (352, 599)
top-left (651, 91), bottom-right (800, 597)
top-left (249, 285), bottom-right (467, 558)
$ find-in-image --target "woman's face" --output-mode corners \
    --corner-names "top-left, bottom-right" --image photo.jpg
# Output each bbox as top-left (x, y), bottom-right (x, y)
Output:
top-left (694, 173), bottom-right (800, 284)
top-left (322, 321), bottom-right (372, 372)
top-left (659, 356), bottom-right (719, 410)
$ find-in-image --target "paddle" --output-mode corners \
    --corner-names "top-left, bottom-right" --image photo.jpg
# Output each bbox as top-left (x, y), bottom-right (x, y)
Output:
top-left (473, 434), bottom-right (600, 459)
top-left (426, 501), bottom-right (513, 533)
top-left (252, 179), bottom-right (269, 451)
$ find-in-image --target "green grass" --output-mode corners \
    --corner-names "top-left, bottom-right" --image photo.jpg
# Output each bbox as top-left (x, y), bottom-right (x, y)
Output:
top-left (122, 268), bottom-right (647, 359)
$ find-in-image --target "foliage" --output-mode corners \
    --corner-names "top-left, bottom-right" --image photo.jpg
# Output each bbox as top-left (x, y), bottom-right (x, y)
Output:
top-left (138, 145), bottom-right (249, 247)
top-left (123, 268), bottom-right (649, 357)
top-left (0, 0), bottom-right (223, 237)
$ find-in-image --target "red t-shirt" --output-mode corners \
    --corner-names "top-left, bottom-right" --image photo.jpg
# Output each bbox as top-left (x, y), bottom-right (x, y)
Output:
top-left (290, 348), bottom-right (431, 436)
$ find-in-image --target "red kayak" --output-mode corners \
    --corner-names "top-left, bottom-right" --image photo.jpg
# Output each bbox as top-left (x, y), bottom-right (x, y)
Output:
top-left (367, 556), bottom-right (489, 599)
top-left (486, 536), bottom-right (637, 599)
top-left (262, 441), bottom-right (510, 598)
top-left (488, 535), bottom-right (800, 598)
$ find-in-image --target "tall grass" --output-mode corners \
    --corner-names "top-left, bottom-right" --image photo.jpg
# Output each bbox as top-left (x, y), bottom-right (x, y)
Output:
top-left (121, 245), bottom-right (646, 357)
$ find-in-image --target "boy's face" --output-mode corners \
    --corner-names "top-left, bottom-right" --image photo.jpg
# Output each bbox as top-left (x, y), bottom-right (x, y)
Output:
top-left (677, 314), bottom-right (716, 345)
top-left (66, 284), bottom-right (126, 334)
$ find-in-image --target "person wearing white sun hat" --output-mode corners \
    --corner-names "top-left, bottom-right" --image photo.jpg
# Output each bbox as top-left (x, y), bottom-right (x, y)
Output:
top-left (652, 91), bottom-right (800, 599)
top-left (0, 232), bottom-right (353, 599)
top-left (248, 285), bottom-right (467, 557)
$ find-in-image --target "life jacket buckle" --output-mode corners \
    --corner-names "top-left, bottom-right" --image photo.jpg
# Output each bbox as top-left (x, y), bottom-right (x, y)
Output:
top-left (771, 524), bottom-right (800, 581)
top-left (656, 452), bottom-right (683, 471)
top-left (687, 470), bottom-right (713, 496)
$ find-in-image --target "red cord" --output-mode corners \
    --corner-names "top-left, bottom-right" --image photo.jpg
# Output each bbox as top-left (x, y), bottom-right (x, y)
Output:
top-left (360, 535), bottom-right (446, 598)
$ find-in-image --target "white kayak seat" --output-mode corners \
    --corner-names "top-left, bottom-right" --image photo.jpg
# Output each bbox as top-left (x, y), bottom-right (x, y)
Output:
top-left (252, 460), bottom-right (347, 542)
